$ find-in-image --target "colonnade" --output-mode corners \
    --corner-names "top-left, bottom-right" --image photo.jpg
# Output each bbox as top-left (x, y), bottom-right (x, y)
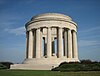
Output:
top-left (26, 27), bottom-right (78, 59)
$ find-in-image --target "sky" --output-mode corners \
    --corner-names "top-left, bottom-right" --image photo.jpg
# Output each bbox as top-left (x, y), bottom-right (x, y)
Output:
top-left (0, 0), bottom-right (100, 63)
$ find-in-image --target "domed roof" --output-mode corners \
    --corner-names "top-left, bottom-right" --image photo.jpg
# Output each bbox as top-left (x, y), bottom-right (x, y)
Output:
top-left (31, 13), bottom-right (72, 21)
top-left (25, 13), bottom-right (77, 28)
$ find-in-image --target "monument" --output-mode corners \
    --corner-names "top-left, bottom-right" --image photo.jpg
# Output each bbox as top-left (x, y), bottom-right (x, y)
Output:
top-left (11, 13), bottom-right (79, 70)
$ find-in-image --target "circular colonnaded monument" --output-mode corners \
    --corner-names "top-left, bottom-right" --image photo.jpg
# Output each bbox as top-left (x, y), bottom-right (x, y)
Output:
top-left (11, 13), bottom-right (79, 70)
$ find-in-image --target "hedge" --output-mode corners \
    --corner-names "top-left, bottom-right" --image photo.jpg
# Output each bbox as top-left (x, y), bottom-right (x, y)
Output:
top-left (52, 60), bottom-right (100, 71)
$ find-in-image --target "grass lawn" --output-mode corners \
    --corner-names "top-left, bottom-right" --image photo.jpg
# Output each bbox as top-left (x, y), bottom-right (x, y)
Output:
top-left (0, 70), bottom-right (100, 76)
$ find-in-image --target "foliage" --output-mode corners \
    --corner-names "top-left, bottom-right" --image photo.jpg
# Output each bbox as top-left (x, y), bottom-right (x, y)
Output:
top-left (80, 59), bottom-right (92, 64)
top-left (0, 62), bottom-right (13, 69)
top-left (52, 60), bottom-right (100, 71)
top-left (0, 64), bottom-right (7, 69)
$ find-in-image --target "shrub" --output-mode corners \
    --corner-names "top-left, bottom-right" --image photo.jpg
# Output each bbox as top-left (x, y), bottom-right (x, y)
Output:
top-left (0, 62), bottom-right (13, 69)
top-left (59, 62), bottom-right (68, 67)
top-left (80, 59), bottom-right (92, 64)
top-left (0, 64), bottom-right (7, 69)
top-left (51, 60), bottom-right (100, 71)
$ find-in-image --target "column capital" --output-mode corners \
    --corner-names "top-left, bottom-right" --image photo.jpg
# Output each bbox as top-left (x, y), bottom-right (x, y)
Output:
top-left (28, 29), bottom-right (32, 32)
top-left (68, 29), bottom-right (71, 31)
top-left (73, 30), bottom-right (77, 34)
top-left (58, 27), bottom-right (62, 29)
top-left (46, 27), bottom-right (51, 29)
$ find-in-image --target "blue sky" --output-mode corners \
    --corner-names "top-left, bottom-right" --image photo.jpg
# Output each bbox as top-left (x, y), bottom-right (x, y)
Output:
top-left (0, 0), bottom-right (100, 63)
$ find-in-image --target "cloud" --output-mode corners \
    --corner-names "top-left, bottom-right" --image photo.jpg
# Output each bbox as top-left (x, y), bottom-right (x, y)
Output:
top-left (78, 40), bottom-right (100, 47)
top-left (0, 13), bottom-right (24, 30)
top-left (79, 26), bottom-right (100, 35)
top-left (5, 26), bottom-right (25, 35)
top-left (78, 26), bottom-right (100, 40)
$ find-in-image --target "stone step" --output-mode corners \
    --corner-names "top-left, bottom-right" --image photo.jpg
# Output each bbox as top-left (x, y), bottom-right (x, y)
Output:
top-left (10, 64), bottom-right (57, 70)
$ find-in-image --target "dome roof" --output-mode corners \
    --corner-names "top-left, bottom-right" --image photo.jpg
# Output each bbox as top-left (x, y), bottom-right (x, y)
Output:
top-left (25, 13), bottom-right (77, 28)
top-left (31, 13), bottom-right (72, 21)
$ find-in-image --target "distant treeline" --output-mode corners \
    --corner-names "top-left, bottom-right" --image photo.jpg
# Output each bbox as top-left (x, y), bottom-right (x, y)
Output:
top-left (52, 60), bottom-right (100, 71)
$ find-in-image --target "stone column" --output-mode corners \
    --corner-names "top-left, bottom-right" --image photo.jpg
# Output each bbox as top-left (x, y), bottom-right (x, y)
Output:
top-left (26, 32), bottom-right (28, 58)
top-left (36, 28), bottom-right (41, 58)
top-left (72, 31), bottom-right (78, 58)
top-left (64, 29), bottom-right (68, 57)
top-left (57, 27), bottom-right (63, 58)
top-left (47, 27), bottom-right (51, 58)
top-left (33, 29), bottom-right (36, 58)
top-left (32, 30), bottom-right (35, 58)
top-left (68, 29), bottom-right (72, 58)
top-left (28, 30), bottom-right (33, 58)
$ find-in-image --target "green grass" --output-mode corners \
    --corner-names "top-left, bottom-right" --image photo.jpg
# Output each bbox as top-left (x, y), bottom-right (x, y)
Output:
top-left (0, 70), bottom-right (100, 76)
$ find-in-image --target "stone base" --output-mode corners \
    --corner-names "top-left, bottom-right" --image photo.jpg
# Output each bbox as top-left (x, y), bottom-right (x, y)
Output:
top-left (11, 57), bottom-right (79, 70)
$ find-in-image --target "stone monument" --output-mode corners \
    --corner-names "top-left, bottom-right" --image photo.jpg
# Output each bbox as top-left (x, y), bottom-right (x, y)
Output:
top-left (11, 13), bottom-right (79, 70)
